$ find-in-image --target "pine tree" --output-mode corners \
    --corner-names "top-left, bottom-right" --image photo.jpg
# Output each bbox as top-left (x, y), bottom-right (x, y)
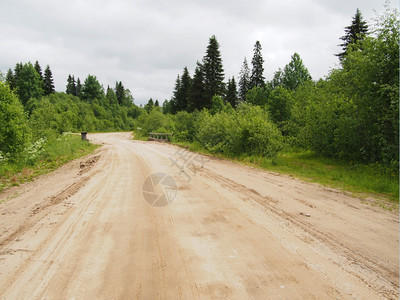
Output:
top-left (6, 69), bottom-right (16, 90)
top-left (238, 57), bottom-right (250, 102)
top-left (250, 41), bottom-right (265, 89)
top-left (225, 77), bottom-right (238, 108)
top-left (202, 35), bottom-right (225, 107)
top-left (337, 9), bottom-right (368, 60)
top-left (154, 100), bottom-right (160, 107)
top-left (188, 62), bottom-right (207, 112)
top-left (43, 65), bottom-right (55, 95)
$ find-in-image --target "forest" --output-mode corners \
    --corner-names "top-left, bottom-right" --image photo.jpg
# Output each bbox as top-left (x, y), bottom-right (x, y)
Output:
top-left (0, 7), bottom-right (398, 196)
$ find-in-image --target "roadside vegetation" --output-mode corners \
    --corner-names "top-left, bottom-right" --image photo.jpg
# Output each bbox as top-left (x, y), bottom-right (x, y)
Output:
top-left (134, 7), bottom-right (399, 202)
top-left (0, 5), bottom-right (397, 202)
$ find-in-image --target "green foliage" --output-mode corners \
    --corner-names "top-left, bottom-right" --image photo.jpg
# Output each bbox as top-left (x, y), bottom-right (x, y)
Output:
top-left (245, 86), bottom-right (269, 106)
top-left (225, 77), bottom-right (238, 108)
top-left (43, 65), bottom-right (55, 95)
top-left (0, 82), bottom-right (31, 160)
top-left (202, 35), bottom-right (225, 105)
top-left (250, 41), bottom-right (265, 89)
top-left (16, 62), bottom-right (43, 105)
top-left (82, 74), bottom-right (104, 102)
top-left (136, 107), bottom-right (174, 136)
top-left (239, 57), bottom-right (250, 102)
top-left (266, 86), bottom-right (293, 130)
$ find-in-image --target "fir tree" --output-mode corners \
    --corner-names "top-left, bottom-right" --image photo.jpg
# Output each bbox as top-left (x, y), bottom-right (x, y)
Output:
top-left (337, 9), bottom-right (369, 60)
top-left (170, 75), bottom-right (181, 114)
top-left (250, 41), bottom-right (265, 89)
top-left (202, 35), bottom-right (225, 107)
top-left (154, 99), bottom-right (159, 107)
top-left (238, 57), bottom-right (250, 102)
top-left (43, 65), bottom-right (55, 95)
top-left (225, 77), bottom-right (238, 108)
top-left (188, 62), bottom-right (207, 112)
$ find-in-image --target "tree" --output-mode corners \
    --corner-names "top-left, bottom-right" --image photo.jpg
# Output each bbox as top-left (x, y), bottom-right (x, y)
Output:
top-left (178, 67), bottom-right (192, 111)
top-left (0, 82), bottom-right (30, 159)
top-left (202, 35), bottom-right (225, 106)
top-left (144, 98), bottom-right (154, 113)
top-left (34, 61), bottom-right (44, 82)
top-left (5, 69), bottom-right (16, 90)
top-left (337, 9), bottom-right (369, 60)
top-left (169, 75), bottom-right (181, 113)
top-left (16, 62), bottom-right (43, 105)
top-left (115, 81), bottom-right (125, 105)
top-left (281, 53), bottom-right (312, 90)
top-left (188, 62), bottom-right (207, 112)
top-left (81, 74), bottom-right (103, 101)
top-left (225, 77), bottom-right (238, 108)
top-left (250, 41), bottom-right (265, 89)
top-left (238, 57), bottom-right (250, 102)
top-left (76, 78), bottom-right (82, 98)
top-left (154, 100), bottom-right (159, 107)
top-left (66, 74), bottom-right (77, 95)
top-left (43, 65), bottom-right (55, 95)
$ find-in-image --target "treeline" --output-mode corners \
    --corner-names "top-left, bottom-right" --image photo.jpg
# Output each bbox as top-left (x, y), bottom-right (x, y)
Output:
top-left (1, 61), bottom-right (140, 163)
top-left (141, 7), bottom-right (399, 169)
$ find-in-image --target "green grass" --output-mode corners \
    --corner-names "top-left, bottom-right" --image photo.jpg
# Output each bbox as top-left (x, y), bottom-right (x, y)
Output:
top-left (164, 140), bottom-right (399, 205)
top-left (0, 134), bottom-right (99, 193)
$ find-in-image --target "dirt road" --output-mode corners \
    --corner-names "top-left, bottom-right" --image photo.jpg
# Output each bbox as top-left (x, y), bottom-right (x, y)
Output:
top-left (0, 132), bottom-right (398, 299)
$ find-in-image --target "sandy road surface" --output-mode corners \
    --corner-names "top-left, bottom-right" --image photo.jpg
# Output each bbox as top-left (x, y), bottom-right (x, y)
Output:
top-left (0, 132), bottom-right (398, 299)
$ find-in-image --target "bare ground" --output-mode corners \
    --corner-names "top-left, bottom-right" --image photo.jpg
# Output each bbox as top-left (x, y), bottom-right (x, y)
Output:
top-left (0, 132), bottom-right (398, 299)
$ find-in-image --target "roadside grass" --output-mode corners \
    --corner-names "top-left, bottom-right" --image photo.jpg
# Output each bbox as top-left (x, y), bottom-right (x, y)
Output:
top-left (0, 134), bottom-right (99, 193)
top-left (165, 140), bottom-right (399, 206)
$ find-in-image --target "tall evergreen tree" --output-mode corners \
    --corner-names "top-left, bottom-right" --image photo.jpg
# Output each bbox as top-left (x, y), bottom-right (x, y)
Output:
top-left (170, 75), bottom-right (181, 113)
top-left (178, 67), bottom-right (192, 111)
top-left (337, 9), bottom-right (369, 60)
top-left (43, 65), bottom-right (55, 95)
top-left (115, 81), bottom-right (125, 105)
top-left (250, 41), bottom-right (265, 89)
top-left (14, 63), bottom-right (23, 84)
top-left (154, 99), bottom-right (160, 107)
top-left (238, 57), bottom-right (250, 102)
top-left (66, 74), bottom-right (77, 95)
top-left (202, 35), bottom-right (225, 107)
top-left (5, 69), bottom-right (16, 90)
top-left (225, 76), bottom-right (239, 108)
top-left (76, 78), bottom-right (82, 98)
top-left (188, 62), bottom-right (207, 112)
top-left (34, 61), bottom-right (44, 82)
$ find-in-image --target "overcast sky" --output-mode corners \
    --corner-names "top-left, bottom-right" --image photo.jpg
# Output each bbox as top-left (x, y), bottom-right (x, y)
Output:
top-left (1, 0), bottom-right (398, 105)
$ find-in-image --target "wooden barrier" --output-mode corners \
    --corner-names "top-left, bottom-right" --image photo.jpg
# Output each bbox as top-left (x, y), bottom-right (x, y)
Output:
top-left (149, 132), bottom-right (173, 142)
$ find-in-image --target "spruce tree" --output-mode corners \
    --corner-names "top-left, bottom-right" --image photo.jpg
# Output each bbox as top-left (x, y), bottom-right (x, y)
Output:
top-left (154, 100), bottom-right (160, 107)
top-left (250, 41), bottom-right (265, 89)
top-left (66, 75), bottom-right (77, 95)
top-left (188, 62), bottom-right (207, 112)
top-left (202, 35), bottom-right (225, 107)
top-left (238, 57), bottom-right (250, 102)
top-left (5, 69), bottom-right (16, 90)
top-left (76, 78), bottom-right (82, 98)
top-left (178, 67), bottom-right (191, 112)
top-left (115, 81), bottom-right (125, 105)
top-left (225, 77), bottom-right (238, 108)
top-left (43, 65), bottom-right (55, 95)
top-left (337, 9), bottom-right (368, 60)
top-left (34, 61), bottom-right (44, 82)
top-left (170, 75), bottom-right (181, 113)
